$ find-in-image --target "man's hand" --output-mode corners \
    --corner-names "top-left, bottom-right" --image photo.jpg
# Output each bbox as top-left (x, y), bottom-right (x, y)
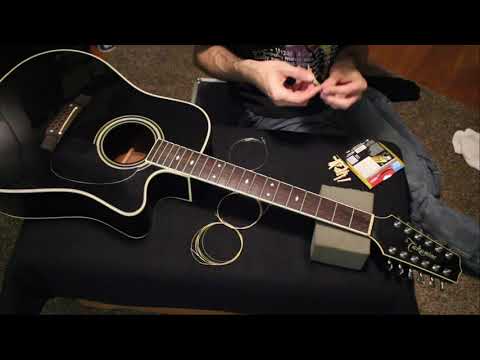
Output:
top-left (237, 59), bottom-right (322, 107)
top-left (319, 59), bottom-right (368, 110)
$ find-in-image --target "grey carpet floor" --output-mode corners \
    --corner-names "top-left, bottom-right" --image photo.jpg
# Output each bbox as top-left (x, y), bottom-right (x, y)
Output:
top-left (0, 45), bottom-right (478, 315)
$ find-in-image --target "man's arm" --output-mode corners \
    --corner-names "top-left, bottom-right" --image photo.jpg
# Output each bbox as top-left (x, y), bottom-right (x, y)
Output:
top-left (318, 45), bottom-right (369, 110)
top-left (193, 45), bottom-right (251, 82)
top-left (193, 45), bottom-right (321, 107)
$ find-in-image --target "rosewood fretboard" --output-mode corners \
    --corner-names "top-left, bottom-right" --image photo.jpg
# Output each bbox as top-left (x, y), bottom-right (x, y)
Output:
top-left (145, 139), bottom-right (373, 236)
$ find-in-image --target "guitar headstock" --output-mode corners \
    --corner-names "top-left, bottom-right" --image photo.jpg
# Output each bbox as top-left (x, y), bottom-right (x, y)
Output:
top-left (371, 215), bottom-right (462, 288)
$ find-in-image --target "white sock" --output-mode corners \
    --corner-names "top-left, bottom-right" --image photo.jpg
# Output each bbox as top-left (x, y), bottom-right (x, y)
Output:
top-left (452, 128), bottom-right (480, 171)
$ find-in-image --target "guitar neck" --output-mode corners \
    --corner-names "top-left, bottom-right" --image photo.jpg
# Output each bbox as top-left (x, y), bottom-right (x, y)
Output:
top-left (145, 139), bottom-right (374, 237)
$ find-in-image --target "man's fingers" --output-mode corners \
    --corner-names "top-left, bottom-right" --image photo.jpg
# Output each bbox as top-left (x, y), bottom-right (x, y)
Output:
top-left (318, 77), bottom-right (338, 94)
top-left (287, 84), bottom-right (322, 103)
top-left (322, 94), bottom-right (359, 110)
top-left (273, 85), bottom-right (322, 107)
top-left (281, 63), bottom-right (316, 83)
top-left (322, 82), bottom-right (365, 97)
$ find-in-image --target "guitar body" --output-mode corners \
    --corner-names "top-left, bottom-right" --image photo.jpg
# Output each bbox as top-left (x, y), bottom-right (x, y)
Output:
top-left (0, 49), bottom-right (463, 284)
top-left (0, 49), bottom-right (211, 238)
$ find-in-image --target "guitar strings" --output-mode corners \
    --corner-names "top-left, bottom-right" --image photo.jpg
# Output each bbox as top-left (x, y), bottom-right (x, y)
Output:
top-left (190, 222), bottom-right (244, 266)
top-left (228, 136), bottom-right (269, 172)
top-left (191, 137), bottom-right (270, 266)
top-left (190, 194), bottom-right (270, 266)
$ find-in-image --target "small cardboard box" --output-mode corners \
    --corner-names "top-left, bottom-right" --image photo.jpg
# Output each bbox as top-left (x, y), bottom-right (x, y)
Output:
top-left (310, 185), bottom-right (374, 270)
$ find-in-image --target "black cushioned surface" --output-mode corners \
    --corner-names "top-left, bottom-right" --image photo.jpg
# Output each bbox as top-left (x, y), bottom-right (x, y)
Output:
top-left (0, 81), bottom-right (419, 314)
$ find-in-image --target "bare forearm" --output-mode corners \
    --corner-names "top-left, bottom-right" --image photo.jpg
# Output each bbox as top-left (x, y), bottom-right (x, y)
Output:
top-left (193, 45), bottom-right (257, 83)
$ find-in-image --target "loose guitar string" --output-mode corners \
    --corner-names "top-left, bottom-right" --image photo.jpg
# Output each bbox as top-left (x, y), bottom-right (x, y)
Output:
top-left (191, 138), bottom-right (270, 266)
top-left (227, 137), bottom-right (269, 172)
top-left (191, 222), bottom-right (243, 266)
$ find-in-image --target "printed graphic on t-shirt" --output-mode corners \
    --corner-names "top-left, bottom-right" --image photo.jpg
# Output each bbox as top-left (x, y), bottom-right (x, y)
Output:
top-left (250, 45), bottom-right (340, 82)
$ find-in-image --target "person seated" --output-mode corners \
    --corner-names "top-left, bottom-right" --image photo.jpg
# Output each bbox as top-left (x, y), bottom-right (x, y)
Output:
top-left (193, 44), bottom-right (480, 276)
top-left (193, 45), bottom-right (368, 135)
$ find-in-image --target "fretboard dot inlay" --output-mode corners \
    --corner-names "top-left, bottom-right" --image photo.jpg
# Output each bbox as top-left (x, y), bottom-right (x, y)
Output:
top-left (149, 140), bottom-right (373, 237)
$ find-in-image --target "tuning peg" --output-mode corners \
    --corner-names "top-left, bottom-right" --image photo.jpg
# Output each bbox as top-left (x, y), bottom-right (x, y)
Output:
top-left (408, 268), bottom-right (413, 280)
top-left (398, 264), bottom-right (404, 276)
top-left (417, 272), bottom-right (424, 284)
top-left (429, 277), bottom-right (435, 287)
top-left (445, 252), bottom-right (454, 260)
top-left (387, 260), bottom-right (393, 271)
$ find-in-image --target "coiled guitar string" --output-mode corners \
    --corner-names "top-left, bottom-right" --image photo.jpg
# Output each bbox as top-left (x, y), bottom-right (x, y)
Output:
top-left (191, 137), bottom-right (270, 266)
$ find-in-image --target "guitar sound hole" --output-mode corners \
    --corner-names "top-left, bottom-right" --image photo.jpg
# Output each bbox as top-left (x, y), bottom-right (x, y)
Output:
top-left (102, 122), bottom-right (155, 166)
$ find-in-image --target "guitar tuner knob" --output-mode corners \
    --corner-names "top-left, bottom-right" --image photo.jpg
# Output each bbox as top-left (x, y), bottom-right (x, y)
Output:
top-left (387, 260), bottom-right (393, 272)
top-left (399, 251), bottom-right (408, 259)
top-left (417, 272), bottom-right (424, 284)
top-left (404, 227), bottom-right (413, 235)
top-left (445, 252), bottom-right (454, 260)
top-left (393, 220), bottom-right (402, 228)
top-left (414, 233), bottom-right (423, 241)
top-left (434, 246), bottom-right (443, 254)
top-left (424, 240), bottom-right (434, 247)
top-left (421, 260), bottom-right (430, 268)
top-left (432, 264), bottom-right (441, 272)
top-left (410, 255), bottom-right (420, 263)
top-left (398, 264), bottom-right (404, 276)
top-left (442, 268), bottom-right (452, 276)
top-left (429, 277), bottom-right (435, 287)
top-left (388, 247), bottom-right (397, 255)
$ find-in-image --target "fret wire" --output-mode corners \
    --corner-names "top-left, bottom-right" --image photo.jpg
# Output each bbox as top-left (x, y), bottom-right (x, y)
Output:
top-left (180, 150), bottom-right (195, 172)
top-left (331, 203), bottom-right (338, 222)
top-left (315, 197), bottom-right (323, 217)
top-left (154, 142), bottom-right (169, 164)
top-left (237, 169), bottom-right (247, 189)
top-left (348, 209), bottom-right (355, 228)
top-left (147, 141), bottom-right (161, 162)
top-left (225, 165), bottom-right (236, 187)
top-left (175, 148), bottom-right (188, 170)
top-left (259, 177), bottom-right (268, 198)
top-left (168, 146), bottom-right (181, 168)
top-left (272, 180), bottom-right (280, 201)
top-left (285, 187), bottom-right (294, 206)
top-left (247, 174), bottom-right (257, 193)
top-left (215, 162), bottom-right (226, 182)
top-left (206, 159), bottom-right (217, 179)
top-left (197, 155), bottom-right (209, 177)
top-left (153, 140), bottom-right (373, 221)
top-left (161, 144), bottom-right (176, 166)
top-left (190, 154), bottom-right (203, 175)
top-left (299, 192), bottom-right (307, 212)
top-left (167, 147), bottom-right (182, 168)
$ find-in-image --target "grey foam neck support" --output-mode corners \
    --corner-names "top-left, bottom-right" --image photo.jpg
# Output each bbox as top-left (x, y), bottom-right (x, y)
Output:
top-left (311, 185), bottom-right (374, 271)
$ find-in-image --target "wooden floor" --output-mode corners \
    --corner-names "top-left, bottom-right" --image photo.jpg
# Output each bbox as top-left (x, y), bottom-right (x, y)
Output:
top-left (368, 45), bottom-right (479, 110)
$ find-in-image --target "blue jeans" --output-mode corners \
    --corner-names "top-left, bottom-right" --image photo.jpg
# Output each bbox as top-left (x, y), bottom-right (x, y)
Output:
top-left (243, 88), bottom-right (480, 275)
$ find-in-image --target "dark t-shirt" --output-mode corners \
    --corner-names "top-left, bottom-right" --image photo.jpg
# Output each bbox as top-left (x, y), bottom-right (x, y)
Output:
top-left (226, 44), bottom-right (348, 118)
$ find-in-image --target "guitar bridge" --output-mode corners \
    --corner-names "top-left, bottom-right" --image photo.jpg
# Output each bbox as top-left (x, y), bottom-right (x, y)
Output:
top-left (41, 94), bottom-right (91, 152)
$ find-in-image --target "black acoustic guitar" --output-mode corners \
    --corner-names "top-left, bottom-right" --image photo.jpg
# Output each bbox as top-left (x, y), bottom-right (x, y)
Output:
top-left (0, 49), bottom-right (462, 287)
